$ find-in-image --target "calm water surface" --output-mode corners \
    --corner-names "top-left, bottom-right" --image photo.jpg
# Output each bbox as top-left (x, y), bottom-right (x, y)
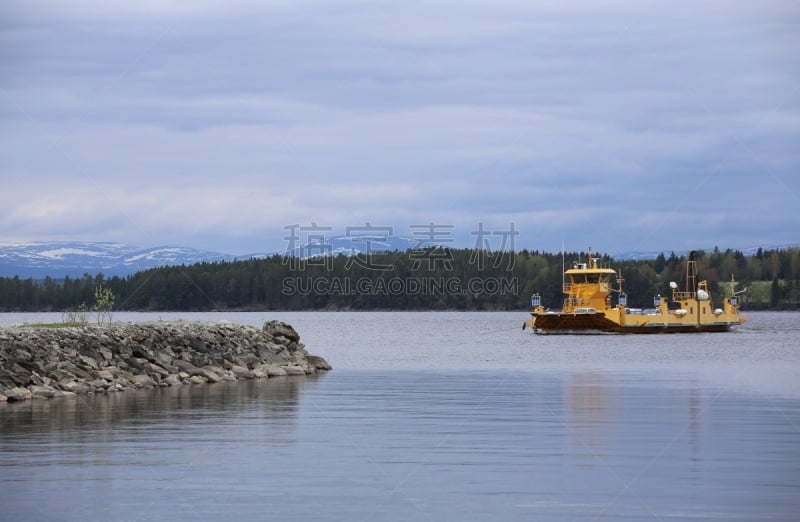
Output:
top-left (1, 311), bottom-right (799, 521)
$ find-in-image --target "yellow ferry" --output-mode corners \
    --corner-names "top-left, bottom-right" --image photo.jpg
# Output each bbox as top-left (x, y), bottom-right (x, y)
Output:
top-left (523, 249), bottom-right (746, 334)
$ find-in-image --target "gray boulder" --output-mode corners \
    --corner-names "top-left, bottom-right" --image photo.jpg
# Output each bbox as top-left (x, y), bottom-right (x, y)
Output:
top-left (306, 355), bottom-right (333, 371)
top-left (263, 321), bottom-right (301, 343)
top-left (5, 387), bottom-right (32, 402)
top-left (131, 374), bottom-right (156, 389)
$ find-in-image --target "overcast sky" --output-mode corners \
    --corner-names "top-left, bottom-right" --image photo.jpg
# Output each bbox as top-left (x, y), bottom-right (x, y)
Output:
top-left (1, 0), bottom-right (798, 256)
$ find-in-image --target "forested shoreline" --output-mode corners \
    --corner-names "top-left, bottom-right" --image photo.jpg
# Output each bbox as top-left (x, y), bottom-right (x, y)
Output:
top-left (0, 247), bottom-right (798, 312)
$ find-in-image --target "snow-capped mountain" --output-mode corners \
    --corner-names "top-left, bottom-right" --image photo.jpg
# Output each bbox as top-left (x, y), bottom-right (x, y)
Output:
top-left (612, 250), bottom-right (668, 261)
top-left (284, 235), bottom-right (418, 259)
top-left (0, 242), bottom-right (241, 278)
top-left (0, 237), bottom-right (422, 278)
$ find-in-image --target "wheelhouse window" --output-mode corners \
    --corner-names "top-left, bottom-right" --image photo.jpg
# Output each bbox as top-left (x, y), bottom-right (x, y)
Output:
top-left (585, 274), bottom-right (611, 284)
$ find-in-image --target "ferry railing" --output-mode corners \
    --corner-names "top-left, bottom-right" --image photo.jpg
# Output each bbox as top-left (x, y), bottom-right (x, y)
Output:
top-left (564, 296), bottom-right (592, 310)
top-left (564, 282), bottom-right (610, 293)
top-left (672, 290), bottom-right (695, 301)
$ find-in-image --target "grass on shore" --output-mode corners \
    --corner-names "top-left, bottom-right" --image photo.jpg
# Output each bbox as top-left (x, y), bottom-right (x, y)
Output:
top-left (20, 322), bottom-right (90, 328)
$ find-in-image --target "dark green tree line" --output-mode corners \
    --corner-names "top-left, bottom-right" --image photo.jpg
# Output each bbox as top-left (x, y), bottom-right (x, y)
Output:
top-left (0, 247), bottom-right (798, 312)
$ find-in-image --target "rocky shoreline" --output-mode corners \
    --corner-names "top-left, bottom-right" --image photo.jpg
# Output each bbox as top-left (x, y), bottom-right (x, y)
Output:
top-left (0, 320), bottom-right (331, 402)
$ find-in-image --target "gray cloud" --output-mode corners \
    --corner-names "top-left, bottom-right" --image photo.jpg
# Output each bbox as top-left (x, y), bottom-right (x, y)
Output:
top-left (1, 0), bottom-right (798, 254)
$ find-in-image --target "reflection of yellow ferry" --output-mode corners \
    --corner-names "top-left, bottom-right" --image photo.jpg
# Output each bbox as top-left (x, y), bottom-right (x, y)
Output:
top-left (523, 250), bottom-right (746, 334)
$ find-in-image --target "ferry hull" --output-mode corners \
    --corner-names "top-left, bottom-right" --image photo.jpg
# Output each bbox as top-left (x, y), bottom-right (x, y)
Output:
top-left (528, 313), bottom-right (737, 334)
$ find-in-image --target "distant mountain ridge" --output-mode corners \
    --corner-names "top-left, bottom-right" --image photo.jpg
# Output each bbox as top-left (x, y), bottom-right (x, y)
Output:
top-left (284, 235), bottom-right (417, 259)
top-left (0, 242), bottom-right (240, 279)
top-left (0, 238), bottom-right (419, 278)
top-left (1, 240), bottom-right (797, 279)
top-left (614, 243), bottom-right (800, 261)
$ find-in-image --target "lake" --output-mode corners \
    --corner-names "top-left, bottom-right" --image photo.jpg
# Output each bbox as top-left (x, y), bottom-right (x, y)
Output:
top-left (1, 311), bottom-right (799, 521)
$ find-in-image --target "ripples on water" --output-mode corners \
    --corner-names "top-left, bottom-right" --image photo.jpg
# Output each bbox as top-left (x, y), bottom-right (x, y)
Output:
top-left (1, 311), bottom-right (799, 521)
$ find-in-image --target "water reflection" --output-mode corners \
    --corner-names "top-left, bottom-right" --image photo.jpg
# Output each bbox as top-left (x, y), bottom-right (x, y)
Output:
top-left (0, 375), bottom-right (324, 441)
top-left (688, 388), bottom-right (702, 466)
top-left (1, 369), bottom-right (799, 521)
top-left (564, 372), bottom-right (710, 476)
top-left (565, 373), bottom-right (613, 461)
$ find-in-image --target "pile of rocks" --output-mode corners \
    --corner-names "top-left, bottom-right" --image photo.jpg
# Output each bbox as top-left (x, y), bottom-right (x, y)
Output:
top-left (0, 320), bottom-right (330, 402)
